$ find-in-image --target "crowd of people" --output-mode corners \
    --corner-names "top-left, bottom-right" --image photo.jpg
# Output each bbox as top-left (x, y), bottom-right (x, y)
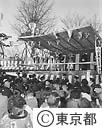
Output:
top-left (0, 71), bottom-right (102, 127)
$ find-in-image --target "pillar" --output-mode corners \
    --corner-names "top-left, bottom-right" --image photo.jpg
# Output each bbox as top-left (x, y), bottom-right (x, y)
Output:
top-left (90, 52), bottom-right (94, 70)
top-left (75, 54), bottom-right (80, 70)
top-left (96, 75), bottom-right (99, 84)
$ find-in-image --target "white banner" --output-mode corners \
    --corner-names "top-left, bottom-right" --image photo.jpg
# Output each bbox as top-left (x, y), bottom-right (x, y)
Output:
top-left (95, 38), bottom-right (101, 74)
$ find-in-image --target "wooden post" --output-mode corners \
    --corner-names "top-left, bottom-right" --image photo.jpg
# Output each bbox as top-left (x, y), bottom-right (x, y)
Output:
top-left (75, 54), bottom-right (80, 70)
top-left (68, 75), bottom-right (72, 83)
top-left (87, 70), bottom-right (91, 82)
top-left (90, 52), bottom-right (94, 70)
top-left (96, 75), bottom-right (99, 84)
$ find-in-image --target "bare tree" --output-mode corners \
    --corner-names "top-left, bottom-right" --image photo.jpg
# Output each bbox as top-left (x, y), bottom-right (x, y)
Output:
top-left (12, 0), bottom-right (55, 36)
top-left (61, 13), bottom-right (85, 30)
top-left (86, 14), bottom-right (102, 33)
top-left (61, 13), bottom-right (102, 33)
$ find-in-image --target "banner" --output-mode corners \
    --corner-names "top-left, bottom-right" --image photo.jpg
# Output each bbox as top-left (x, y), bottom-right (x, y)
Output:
top-left (95, 37), bottom-right (101, 74)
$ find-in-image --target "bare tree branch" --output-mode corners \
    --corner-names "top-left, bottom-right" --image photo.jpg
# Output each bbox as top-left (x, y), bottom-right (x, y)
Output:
top-left (61, 13), bottom-right (102, 33)
top-left (12, 0), bottom-right (55, 35)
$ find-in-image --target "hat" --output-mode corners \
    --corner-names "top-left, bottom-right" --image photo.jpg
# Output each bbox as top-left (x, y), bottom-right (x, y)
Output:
top-left (90, 77), bottom-right (95, 82)
top-left (74, 75), bottom-right (79, 79)
top-left (3, 79), bottom-right (8, 83)
top-left (16, 71), bottom-right (20, 75)
top-left (40, 74), bottom-right (45, 80)
top-left (63, 74), bottom-right (66, 76)
top-left (94, 88), bottom-right (102, 94)
top-left (32, 74), bottom-right (36, 77)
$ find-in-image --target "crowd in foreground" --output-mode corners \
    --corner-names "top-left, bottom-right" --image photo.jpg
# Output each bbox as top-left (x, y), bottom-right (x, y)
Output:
top-left (0, 71), bottom-right (102, 127)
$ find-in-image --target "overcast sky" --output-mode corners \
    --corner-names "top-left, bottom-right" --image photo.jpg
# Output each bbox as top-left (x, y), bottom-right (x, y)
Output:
top-left (0, 0), bottom-right (101, 38)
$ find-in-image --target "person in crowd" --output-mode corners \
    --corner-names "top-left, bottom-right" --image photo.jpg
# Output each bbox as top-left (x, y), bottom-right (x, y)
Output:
top-left (0, 91), bottom-right (8, 120)
top-left (42, 80), bottom-right (52, 97)
top-left (2, 71), bottom-right (7, 80)
top-left (66, 88), bottom-right (81, 108)
top-left (22, 72), bottom-right (28, 83)
top-left (47, 92), bottom-right (60, 108)
top-left (0, 95), bottom-right (33, 128)
top-left (78, 97), bottom-right (92, 108)
top-left (89, 77), bottom-right (97, 102)
top-left (25, 90), bottom-right (38, 109)
top-left (40, 91), bottom-right (60, 108)
top-left (13, 88), bottom-right (21, 97)
top-left (81, 79), bottom-right (92, 102)
top-left (1, 79), bottom-right (13, 98)
top-left (94, 84), bottom-right (102, 107)
top-left (53, 82), bottom-right (61, 91)
top-left (81, 79), bottom-right (90, 94)
top-left (66, 79), bottom-right (73, 91)
top-left (61, 74), bottom-right (69, 85)
top-left (60, 84), bottom-right (70, 108)
top-left (0, 71), bottom-right (4, 86)
top-left (73, 75), bottom-right (81, 91)
top-left (80, 53), bottom-right (88, 70)
top-left (0, 69), bottom-right (100, 109)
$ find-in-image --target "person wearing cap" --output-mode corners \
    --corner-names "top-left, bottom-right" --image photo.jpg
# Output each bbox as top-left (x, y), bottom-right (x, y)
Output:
top-left (0, 95), bottom-right (33, 128)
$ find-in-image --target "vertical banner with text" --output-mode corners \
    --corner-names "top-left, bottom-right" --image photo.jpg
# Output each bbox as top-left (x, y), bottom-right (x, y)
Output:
top-left (95, 36), bottom-right (101, 74)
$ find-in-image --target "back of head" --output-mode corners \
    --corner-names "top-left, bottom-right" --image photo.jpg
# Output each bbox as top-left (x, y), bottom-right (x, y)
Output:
top-left (8, 95), bottom-right (26, 115)
top-left (81, 79), bottom-right (88, 86)
top-left (79, 98), bottom-right (91, 108)
top-left (70, 89), bottom-right (81, 99)
top-left (22, 72), bottom-right (27, 78)
top-left (81, 85), bottom-right (90, 94)
top-left (47, 92), bottom-right (60, 108)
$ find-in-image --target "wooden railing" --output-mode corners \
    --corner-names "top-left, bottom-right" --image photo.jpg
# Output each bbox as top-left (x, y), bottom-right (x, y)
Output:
top-left (0, 59), bottom-right (96, 71)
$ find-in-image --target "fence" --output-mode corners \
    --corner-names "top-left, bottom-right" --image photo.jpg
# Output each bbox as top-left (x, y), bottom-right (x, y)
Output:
top-left (0, 59), bottom-right (96, 71)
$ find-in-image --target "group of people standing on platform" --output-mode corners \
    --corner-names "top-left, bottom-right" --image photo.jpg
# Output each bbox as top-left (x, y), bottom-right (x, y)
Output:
top-left (0, 71), bottom-right (102, 127)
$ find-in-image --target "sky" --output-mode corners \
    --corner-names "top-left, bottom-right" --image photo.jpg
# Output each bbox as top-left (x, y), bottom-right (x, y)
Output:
top-left (0, 0), bottom-right (101, 57)
top-left (0, 0), bottom-right (101, 38)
